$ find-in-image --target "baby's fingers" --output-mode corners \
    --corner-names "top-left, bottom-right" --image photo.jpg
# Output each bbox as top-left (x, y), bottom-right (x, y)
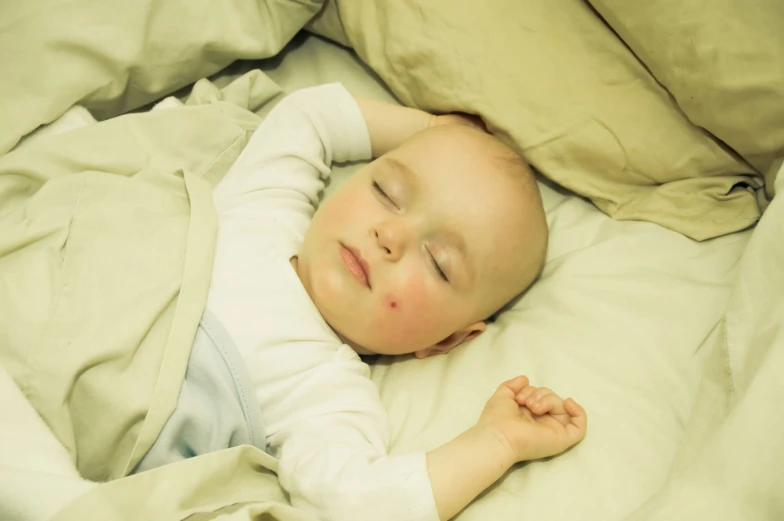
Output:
top-left (564, 398), bottom-right (588, 439)
top-left (525, 387), bottom-right (555, 409)
top-left (515, 385), bottom-right (538, 405)
top-left (499, 375), bottom-right (530, 396)
top-left (528, 392), bottom-right (565, 417)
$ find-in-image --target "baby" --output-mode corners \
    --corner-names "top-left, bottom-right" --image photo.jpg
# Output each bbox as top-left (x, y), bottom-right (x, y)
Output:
top-left (137, 83), bottom-right (587, 521)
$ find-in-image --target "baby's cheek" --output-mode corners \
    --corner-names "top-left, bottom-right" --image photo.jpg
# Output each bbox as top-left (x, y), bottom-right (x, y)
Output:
top-left (375, 289), bottom-right (438, 345)
top-left (379, 307), bottom-right (425, 346)
top-left (385, 292), bottom-right (406, 312)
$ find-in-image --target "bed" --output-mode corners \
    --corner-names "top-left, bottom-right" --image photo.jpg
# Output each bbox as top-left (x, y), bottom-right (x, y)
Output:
top-left (1, 1), bottom-right (783, 520)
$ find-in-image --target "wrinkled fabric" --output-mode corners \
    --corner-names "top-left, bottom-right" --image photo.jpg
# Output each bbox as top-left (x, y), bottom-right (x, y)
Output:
top-left (0, 0), bottom-right (323, 155)
top-left (133, 309), bottom-right (267, 474)
top-left (589, 0), bottom-right (784, 198)
top-left (0, 73), bottom-right (273, 481)
top-left (309, 0), bottom-right (763, 240)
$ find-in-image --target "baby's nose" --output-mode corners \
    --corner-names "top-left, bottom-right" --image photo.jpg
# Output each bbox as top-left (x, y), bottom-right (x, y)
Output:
top-left (374, 220), bottom-right (409, 260)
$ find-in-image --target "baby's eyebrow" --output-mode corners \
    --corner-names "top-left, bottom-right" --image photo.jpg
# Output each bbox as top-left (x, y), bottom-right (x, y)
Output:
top-left (381, 156), bottom-right (419, 188)
top-left (443, 227), bottom-right (472, 286)
top-left (441, 223), bottom-right (467, 259)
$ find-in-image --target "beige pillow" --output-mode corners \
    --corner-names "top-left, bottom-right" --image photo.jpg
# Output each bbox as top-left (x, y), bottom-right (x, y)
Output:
top-left (308, 0), bottom-right (763, 240)
top-left (589, 0), bottom-right (784, 199)
top-left (0, 0), bottom-right (324, 156)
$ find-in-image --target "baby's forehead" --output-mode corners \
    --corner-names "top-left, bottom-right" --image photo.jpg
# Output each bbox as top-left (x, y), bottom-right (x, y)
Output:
top-left (397, 127), bottom-right (546, 302)
top-left (390, 125), bottom-right (540, 239)
top-left (393, 136), bottom-right (532, 226)
top-left (420, 127), bottom-right (505, 163)
top-left (417, 127), bottom-right (527, 178)
top-left (449, 185), bottom-right (534, 267)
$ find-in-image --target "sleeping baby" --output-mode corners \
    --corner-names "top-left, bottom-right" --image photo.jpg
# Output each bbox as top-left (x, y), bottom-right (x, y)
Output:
top-left (135, 84), bottom-right (587, 521)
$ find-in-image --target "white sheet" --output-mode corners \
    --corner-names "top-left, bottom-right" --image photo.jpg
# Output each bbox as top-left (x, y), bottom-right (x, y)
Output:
top-left (0, 365), bottom-right (95, 521)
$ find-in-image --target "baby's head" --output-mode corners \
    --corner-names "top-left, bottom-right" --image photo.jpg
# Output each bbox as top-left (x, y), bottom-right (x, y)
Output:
top-left (296, 124), bottom-right (547, 357)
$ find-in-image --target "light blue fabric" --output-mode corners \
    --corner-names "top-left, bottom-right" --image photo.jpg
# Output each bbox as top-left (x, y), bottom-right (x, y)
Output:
top-left (133, 308), bottom-right (266, 474)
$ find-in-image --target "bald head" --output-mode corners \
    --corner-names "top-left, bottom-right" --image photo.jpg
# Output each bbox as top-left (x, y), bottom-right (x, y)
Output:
top-left (302, 119), bottom-right (549, 356)
top-left (392, 124), bottom-right (548, 320)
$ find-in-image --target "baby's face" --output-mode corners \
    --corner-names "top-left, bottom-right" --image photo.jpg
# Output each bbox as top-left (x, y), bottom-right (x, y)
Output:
top-left (296, 126), bottom-right (544, 356)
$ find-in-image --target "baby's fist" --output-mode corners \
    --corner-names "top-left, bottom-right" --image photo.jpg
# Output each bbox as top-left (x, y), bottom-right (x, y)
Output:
top-left (477, 376), bottom-right (587, 463)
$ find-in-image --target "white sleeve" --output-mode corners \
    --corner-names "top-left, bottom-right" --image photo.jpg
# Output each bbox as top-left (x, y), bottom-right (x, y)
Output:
top-left (262, 342), bottom-right (440, 521)
top-left (213, 83), bottom-right (372, 237)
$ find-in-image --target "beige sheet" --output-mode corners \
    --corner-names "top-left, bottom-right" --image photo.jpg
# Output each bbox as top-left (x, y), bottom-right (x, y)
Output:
top-left (52, 447), bottom-right (316, 521)
top-left (0, 73), bottom-right (275, 483)
top-left (0, 365), bottom-right (95, 521)
top-left (0, 0), bottom-right (324, 156)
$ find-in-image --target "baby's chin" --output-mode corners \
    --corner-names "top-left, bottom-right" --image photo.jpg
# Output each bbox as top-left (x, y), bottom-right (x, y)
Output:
top-left (349, 344), bottom-right (377, 356)
top-left (327, 324), bottom-right (376, 355)
top-left (331, 325), bottom-right (412, 357)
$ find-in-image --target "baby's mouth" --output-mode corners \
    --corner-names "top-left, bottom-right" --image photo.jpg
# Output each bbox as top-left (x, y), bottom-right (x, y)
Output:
top-left (339, 243), bottom-right (371, 289)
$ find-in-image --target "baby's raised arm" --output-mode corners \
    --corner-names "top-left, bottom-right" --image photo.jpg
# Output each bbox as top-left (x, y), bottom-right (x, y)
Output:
top-left (353, 96), bottom-right (484, 157)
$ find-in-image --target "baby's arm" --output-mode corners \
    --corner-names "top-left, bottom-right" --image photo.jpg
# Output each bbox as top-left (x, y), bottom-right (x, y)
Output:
top-left (427, 377), bottom-right (587, 519)
top-left (353, 97), bottom-right (485, 157)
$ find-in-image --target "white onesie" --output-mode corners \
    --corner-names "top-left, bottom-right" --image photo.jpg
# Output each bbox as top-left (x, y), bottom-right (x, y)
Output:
top-left (205, 84), bottom-right (439, 521)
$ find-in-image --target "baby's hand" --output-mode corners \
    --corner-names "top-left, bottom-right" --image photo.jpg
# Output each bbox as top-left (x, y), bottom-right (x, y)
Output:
top-left (477, 376), bottom-right (587, 463)
top-left (429, 112), bottom-right (488, 133)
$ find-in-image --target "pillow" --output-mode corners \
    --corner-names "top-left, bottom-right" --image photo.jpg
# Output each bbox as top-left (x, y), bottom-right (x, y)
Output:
top-left (589, 0), bottom-right (784, 199)
top-left (371, 179), bottom-right (751, 521)
top-left (0, 0), bottom-right (324, 156)
top-left (623, 157), bottom-right (784, 521)
top-left (307, 0), bottom-right (763, 241)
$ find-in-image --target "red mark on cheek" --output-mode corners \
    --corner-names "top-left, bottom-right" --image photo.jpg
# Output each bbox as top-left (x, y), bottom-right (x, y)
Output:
top-left (387, 294), bottom-right (399, 310)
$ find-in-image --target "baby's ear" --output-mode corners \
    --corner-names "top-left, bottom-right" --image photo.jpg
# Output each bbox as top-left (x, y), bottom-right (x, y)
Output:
top-left (413, 322), bottom-right (486, 359)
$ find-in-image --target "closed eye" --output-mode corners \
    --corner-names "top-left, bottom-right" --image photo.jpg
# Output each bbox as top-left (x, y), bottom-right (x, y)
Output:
top-left (373, 181), bottom-right (397, 208)
top-left (428, 250), bottom-right (449, 282)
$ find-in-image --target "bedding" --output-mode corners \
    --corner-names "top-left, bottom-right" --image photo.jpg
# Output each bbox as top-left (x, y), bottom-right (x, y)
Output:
top-left (624, 162), bottom-right (784, 521)
top-left (306, 0), bottom-right (765, 241)
top-left (1, 13), bottom-right (782, 521)
top-left (0, 72), bottom-right (276, 482)
top-left (588, 0), bottom-right (784, 199)
top-left (0, 0), bottom-right (323, 156)
top-left (0, 364), bottom-right (95, 521)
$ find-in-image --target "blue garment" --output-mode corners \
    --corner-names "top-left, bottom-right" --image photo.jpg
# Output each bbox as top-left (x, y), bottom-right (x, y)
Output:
top-left (133, 309), bottom-right (266, 473)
